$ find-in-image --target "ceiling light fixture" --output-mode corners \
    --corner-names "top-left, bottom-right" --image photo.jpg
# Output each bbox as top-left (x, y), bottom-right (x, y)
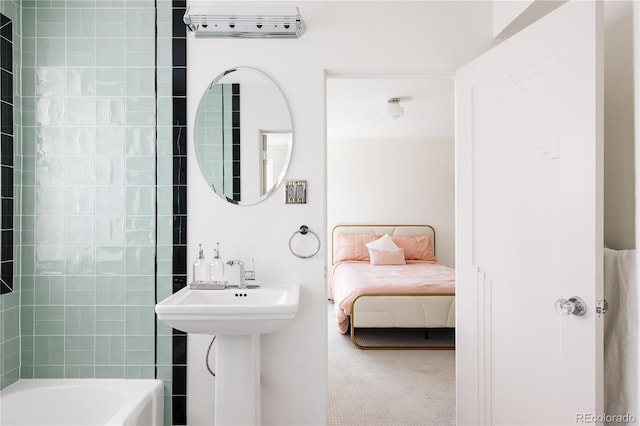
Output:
top-left (383, 98), bottom-right (404, 120)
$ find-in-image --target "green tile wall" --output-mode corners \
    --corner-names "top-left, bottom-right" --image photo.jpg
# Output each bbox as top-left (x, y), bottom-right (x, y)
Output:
top-left (15, 0), bottom-right (175, 421)
top-left (0, 0), bottom-right (22, 391)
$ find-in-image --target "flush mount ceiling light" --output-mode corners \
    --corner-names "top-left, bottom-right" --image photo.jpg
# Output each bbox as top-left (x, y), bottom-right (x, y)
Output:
top-left (183, 6), bottom-right (306, 39)
top-left (383, 98), bottom-right (404, 120)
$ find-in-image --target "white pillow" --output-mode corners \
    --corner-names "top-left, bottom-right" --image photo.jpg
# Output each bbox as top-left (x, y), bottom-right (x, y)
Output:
top-left (365, 234), bottom-right (399, 251)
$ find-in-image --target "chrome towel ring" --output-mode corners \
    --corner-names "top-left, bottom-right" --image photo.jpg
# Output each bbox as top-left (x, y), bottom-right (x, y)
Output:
top-left (289, 225), bottom-right (321, 259)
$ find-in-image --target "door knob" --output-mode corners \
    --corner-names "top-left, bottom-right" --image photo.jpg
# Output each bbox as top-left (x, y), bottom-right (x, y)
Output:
top-left (555, 296), bottom-right (586, 316)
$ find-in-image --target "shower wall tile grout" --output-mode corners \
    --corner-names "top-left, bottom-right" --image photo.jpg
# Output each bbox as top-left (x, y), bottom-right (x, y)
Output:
top-left (0, 1), bottom-right (177, 424)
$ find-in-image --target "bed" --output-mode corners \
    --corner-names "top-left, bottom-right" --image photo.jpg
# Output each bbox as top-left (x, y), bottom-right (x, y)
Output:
top-left (329, 225), bottom-right (455, 349)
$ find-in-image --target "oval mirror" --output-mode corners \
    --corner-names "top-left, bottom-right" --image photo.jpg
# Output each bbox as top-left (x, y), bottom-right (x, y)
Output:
top-left (194, 67), bottom-right (293, 205)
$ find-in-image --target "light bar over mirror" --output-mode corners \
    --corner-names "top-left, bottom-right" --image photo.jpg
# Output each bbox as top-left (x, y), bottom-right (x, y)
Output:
top-left (183, 6), bottom-right (306, 39)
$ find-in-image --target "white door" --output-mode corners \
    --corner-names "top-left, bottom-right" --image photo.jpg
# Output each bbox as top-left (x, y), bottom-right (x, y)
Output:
top-left (456, 1), bottom-right (603, 425)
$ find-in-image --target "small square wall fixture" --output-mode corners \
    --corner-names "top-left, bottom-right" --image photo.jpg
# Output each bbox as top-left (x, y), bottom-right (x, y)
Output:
top-left (184, 6), bottom-right (306, 38)
top-left (285, 180), bottom-right (307, 204)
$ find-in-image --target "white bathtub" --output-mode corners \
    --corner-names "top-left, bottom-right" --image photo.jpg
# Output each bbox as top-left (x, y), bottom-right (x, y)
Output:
top-left (0, 379), bottom-right (163, 426)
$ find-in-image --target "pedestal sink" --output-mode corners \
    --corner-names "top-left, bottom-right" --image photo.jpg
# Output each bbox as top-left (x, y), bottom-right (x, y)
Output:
top-left (155, 284), bottom-right (300, 425)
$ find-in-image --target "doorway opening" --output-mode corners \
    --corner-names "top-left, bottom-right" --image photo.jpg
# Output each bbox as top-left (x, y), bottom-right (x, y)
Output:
top-left (325, 72), bottom-right (456, 425)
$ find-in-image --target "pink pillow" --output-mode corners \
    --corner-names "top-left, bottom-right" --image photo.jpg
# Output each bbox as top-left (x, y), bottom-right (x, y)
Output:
top-left (334, 234), bottom-right (381, 262)
top-left (369, 248), bottom-right (406, 265)
top-left (390, 235), bottom-right (436, 262)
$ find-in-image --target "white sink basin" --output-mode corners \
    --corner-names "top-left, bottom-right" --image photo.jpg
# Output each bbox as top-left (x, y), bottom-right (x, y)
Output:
top-left (155, 284), bottom-right (300, 335)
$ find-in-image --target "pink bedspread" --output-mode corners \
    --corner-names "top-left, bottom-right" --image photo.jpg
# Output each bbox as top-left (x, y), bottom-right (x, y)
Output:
top-left (329, 261), bottom-right (455, 334)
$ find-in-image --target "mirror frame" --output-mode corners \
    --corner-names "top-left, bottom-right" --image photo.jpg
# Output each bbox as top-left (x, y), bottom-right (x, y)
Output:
top-left (194, 67), bottom-right (293, 206)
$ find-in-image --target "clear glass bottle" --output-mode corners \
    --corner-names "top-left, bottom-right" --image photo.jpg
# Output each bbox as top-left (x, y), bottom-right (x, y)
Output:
top-left (211, 242), bottom-right (225, 282)
top-left (193, 244), bottom-right (210, 284)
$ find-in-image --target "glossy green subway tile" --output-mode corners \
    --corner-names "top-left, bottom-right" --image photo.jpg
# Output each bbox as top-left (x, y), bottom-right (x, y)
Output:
top-left (66, 9), bottom-right (96, 38)
top-left (125, 289), bottom-right (154, 306)
top-left (64, 245), bottom-right (96, 275)
top-left (33, 365), bottom-right (63, 377)
top-left (125, 335), bottom-right (153, 352)
top-left (2, 308), bottom-right (18, 341)
top-left (34, 218), bottom-right (65, 245)
top-left (67, 1), bottom-right (99, 8)
top-left (94, 216), bottom-right (124, 246)
top-left (34, 319), bottom-right (64, 335)
top-left (96, 260), bottom-right (125, 276)
top-left (124, 156), bottom-right (155, 185)
top-left (126, 8), bottom-right (155, 38)
top-left (95, 365), bottom-right (124, 378)
top-left (36, 157), bottom-right (65, 185)
top-left (36, 188), bottom-right (65, 215)
top-left (95, 335), bottom-right (124, 365)
top-left (66, 38), bottom-right (99, 66)
top-left (36, 38), bottom-right (66, 66)
top-left (67, 97), bottom-right (97, 125)
top-left (124, 246), bottom-right (155, 275)
top-left (125, 349), bottom-right (154, 365)
top-left (95, 276), bottom-right (125, 304)
top-left (96, 97), bottom-right (125, 126)
top-left (65, 307), bottom-right (96, 335)
top-left (156, 215), bottom-right (172, 245)
top-left (96, 304), bottom-right (124, 321)
top-left (2, 338), bottom-right (20, 375)
top-left (22, 8), bottom-right (36, 37)
top-left (95, 187), bottom-right (125, 216)
top-left (65, 187), bottom-right (96, 216)
top-left (96, 158), bottom-right (125, 186)
top-left (34, 336), bottom-right (64, 365)
top-left (64, 282), bottom-right (95, 306)
top-left (20, 304), bottom-right (34, 335)
top-left (62, 363), bottom-right (86, 376)
top-left (76, 365), bottom-right (96, 378)
top-left (125, 38), bottom-right (154, 66)
top-left (64, 216), bottom-right (95, 245)
top-left (125, 188), bottom-right (155, 215)
top-left (64, 365), bottom-right (81, 378)
top-left (66, 127), bottom-right (96, 155)
top-left (34, 245), bottom-right (65, 275)
top-left (65, 335), bottom-right (94, 352)
top-left (95, 127), bottom-right (125, 155)
top-left (66, 69), bottom-right (96, 97)
top-left (96, 67), bottom-right (125, 96)
top-left (124, 306), bottom-right (154, 334)
top-left (95, 320), bottom-right (124, 335)
top-left (125, 126), bottom-right (155, 155)
top-left (96, 39), bottom-right (126, 66)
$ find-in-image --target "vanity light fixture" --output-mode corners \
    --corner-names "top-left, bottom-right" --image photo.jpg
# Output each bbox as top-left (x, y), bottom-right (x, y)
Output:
top-left (383, 98), bottom-right (404, 120)
top-left (183, 6), bottom-right (306, 38)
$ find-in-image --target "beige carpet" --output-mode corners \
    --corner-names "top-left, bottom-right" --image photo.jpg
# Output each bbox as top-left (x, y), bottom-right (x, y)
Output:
top-left (328, 302), bottom-right (456, 425)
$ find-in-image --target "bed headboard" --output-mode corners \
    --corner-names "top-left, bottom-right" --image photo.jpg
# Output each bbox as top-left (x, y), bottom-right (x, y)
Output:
top-left (331, 224), bottom-right (436, 265)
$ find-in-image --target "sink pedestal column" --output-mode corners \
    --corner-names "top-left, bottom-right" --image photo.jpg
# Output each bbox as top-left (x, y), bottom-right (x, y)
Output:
top-left (214, 334), bottom-right (261, 425)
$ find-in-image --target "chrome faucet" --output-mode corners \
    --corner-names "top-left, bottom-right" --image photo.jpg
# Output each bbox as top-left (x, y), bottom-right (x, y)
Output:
top-left (226, 260), bottom-right (246, 288)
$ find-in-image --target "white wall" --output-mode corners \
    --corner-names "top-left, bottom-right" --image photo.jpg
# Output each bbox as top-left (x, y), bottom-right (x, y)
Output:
top-left (186, 1), bottom-right (495, 424)
top-left (327, 137), bottom-right (455, 267)
top-left (604, 0), bottom-right (636, 250)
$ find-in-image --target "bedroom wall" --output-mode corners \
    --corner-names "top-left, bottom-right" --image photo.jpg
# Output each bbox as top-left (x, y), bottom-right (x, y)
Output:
top-left (604, 0), bottom-right (636, 250)
top-left (327, 137), bottom-right (455, 268)
top-left (185, 1), bottom-right (495, 424)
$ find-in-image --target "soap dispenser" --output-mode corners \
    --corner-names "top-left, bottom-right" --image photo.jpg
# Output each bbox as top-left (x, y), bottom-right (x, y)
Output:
top-left (210, 242), bottom-right (225, 283)
top-left (193, 244), bottom-right (210, 284)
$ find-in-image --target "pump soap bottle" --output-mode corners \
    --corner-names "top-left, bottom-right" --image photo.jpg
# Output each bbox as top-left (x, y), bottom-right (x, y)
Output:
top-left (193, 244), bottom-right (210, 284)
top-left (211, 242), bottom-right (225, 284)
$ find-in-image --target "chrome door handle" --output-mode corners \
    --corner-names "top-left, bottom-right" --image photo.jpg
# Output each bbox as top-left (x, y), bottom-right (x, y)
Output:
top-left (555, 296), bottom-right (586, 316)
